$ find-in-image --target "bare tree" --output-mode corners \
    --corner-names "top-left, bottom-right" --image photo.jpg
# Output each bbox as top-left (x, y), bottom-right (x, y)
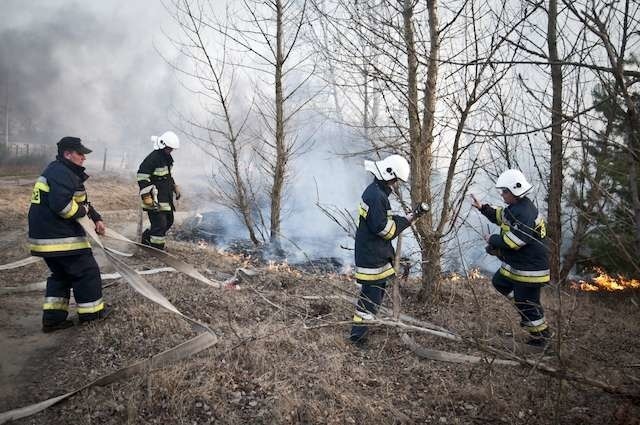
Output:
top-left (164, 0), bottom-right (263, 244)
top-left (223, 0), bottom-right (317, 246)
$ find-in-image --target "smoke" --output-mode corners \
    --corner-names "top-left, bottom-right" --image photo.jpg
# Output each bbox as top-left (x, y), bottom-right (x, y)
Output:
top-left (1, 0), bottom-right (177, 156)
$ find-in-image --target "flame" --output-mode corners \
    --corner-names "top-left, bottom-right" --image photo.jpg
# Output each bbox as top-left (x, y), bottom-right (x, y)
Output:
top-left (572, 268), bottom-right (640, 292)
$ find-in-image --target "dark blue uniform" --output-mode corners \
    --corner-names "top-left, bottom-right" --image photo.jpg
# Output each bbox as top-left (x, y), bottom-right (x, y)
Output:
top-left (480, 197), bottom-right (550, 338)
top-left (28, 156), bottom-right (105, 324)
top-left (136, 149), bottom-right (176, 250)
top-left (350, 179), bottom-right (411, 342)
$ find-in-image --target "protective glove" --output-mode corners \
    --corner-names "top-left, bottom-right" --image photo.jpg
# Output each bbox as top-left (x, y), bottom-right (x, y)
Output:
top-left (140, 186), bottom-right (159, 210)
top-left (412, 202), bottom-right (429, 218)
top-left (485, 245), bottom-right (503, 259)
top-left (174, 184), bottom-right (181, 200)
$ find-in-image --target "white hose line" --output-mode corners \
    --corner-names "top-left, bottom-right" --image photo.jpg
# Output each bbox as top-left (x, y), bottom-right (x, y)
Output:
top-left (0, 332), bottom-right (217, 424)
top-left (0, 267), bottom-right (176, 296)
top-left (0, 218), bottom-right (221, 423)
top-left (0, 256), bottom-right (41, 270)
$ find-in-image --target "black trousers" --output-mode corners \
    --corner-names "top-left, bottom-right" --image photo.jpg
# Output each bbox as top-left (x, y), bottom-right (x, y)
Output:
top-left (43, 253), bottom-right (103, 323)
top-left (142, 210), bottom-right (174, 250)
top-left (350, 279), bottom-right (388, 341)
top-left (492, 272), bottom-right (548, 334)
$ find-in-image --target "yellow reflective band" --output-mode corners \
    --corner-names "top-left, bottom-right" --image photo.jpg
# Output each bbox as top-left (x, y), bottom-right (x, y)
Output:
top-left (355, 267), bottom-right (396, 281)
top-left (31, 180), bottom-right (51, 204)
top-left (158, 202), bottom-right (172, 211)
top-left (382, 221), bottom-right (396, 240)
top-left (150, 235), bottom-right (166, 244)
top-left (34, 181), bottom-right (50, 192)
top-left (60, 200), bottom-right (79, 219)
top-left (502, 232), bottom-right (521, 250)
top-left (496, 207), bottom-right (504, 225)
top-left (137, 173), bottom-right (151, 182)
top-left (499, 267), bottom-right (550, 283)
top-left (525, 323), bottom-right (548, 333)
top-left (30, 241), bottom-right (91, 253)
top-left (535, 217), bottom-right (547, 238)
top-left (43, 299), bottom-right (70, 311)
top-left (73, 194), bottom-right (87, 203)
top-left (77, 301), bottom-right (104, 314)
top-left (358, 205), bottom-right (368, 219)
top-left (153, 166), bottom-right (169, 176)
top-left (352, 315), bottom-right (363, 323)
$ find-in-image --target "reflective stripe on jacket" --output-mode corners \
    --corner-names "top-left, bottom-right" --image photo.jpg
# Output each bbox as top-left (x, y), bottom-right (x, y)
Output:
top-left (480, 197), bottom-right (549, 283)
top-left (28, 157), bottom-right (101, 257)
top-left (354, 179), bottom-right (410, 283)
top-left (136, 149), bottom-right (176, 211)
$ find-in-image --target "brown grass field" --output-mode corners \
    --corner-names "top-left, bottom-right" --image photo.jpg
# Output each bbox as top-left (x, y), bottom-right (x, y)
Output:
top-left (0, 172), bottom-right (639, 424)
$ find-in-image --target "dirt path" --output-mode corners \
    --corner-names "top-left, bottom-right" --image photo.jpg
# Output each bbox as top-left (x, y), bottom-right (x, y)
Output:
top-left (0, 292), bottom-right (67, 410)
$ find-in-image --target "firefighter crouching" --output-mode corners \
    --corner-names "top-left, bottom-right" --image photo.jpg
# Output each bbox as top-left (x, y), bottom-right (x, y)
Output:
top-left (350, 154), bottom-right (427, 346)
top-left (28, 137), bottom-right (110, 333)
top-left (471, 169), bottom-right (552, 347)
top-left (137, 131), bottom-right (181, 250)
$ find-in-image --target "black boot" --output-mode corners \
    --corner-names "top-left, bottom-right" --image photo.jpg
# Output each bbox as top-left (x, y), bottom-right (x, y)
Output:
top-left (79, 305), bottom-right (112, 324)
top-left (42, 319), bottom-right (74, 333)
top-left (526, 327), bottom-right (552, 347)
top-left (141, 229), bottom-right (151, 246)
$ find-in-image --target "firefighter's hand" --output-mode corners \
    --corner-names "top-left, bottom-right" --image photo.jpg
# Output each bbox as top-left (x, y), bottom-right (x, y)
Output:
top-left (95, 220), bottom-right (106, 236)
top-left (470, 194), bottom-right (482, 209)
top-left (483, 233), bottom-right (491, 242)
top-left (174, 185), bottom-right (181, 200)
top-left (485, 244), bottom-right (497, 256)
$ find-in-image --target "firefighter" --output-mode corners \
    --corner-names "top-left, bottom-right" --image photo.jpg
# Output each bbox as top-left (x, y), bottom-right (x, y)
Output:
top-left (137, 131), bottom-right (181, 250)
top-left (28, 137), bottom-right (110, 333)
top-left (471, 169), bottom-right (552, 347)
top-left (350, 154), bottom-right (427, 346)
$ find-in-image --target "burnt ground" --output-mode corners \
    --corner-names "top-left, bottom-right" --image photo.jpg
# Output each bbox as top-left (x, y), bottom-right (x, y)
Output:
top-left (1, 174), bottom-right (640, 424)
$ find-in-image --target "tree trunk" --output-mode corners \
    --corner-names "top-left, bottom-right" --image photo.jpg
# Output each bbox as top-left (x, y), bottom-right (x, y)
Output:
top-left (417, 0), bottom-right (440, 301)
top-left (270, 0), bottom-right (285, 245)
top-left (547, 0), bottom-right (564, 283)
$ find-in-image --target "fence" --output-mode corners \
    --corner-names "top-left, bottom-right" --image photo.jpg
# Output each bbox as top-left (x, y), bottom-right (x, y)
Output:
top-left (1, 143), bottom-right (56, 158)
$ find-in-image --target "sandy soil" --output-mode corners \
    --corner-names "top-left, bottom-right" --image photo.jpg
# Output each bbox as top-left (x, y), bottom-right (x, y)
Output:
top-left (1, 174), bottom-right (639, 424)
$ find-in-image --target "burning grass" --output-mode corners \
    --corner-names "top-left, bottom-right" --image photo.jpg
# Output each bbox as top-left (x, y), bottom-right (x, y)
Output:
top-left (571, 267), bottom-right (640, 292)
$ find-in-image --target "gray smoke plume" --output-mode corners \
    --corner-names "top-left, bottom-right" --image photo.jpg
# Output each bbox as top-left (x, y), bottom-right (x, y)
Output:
top-left (1, 0), bottom-right (177, 151)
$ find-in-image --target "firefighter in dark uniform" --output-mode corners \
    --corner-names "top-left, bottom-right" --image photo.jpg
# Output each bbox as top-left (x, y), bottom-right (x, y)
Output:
top-left (471, 169), bottom-right (552, 347)
top-left (137, 131), bottom-right (181, 250)
top-left (28, 137), bottom-right (110, 333)
top-left (350, 154), bottom-right (427, 345)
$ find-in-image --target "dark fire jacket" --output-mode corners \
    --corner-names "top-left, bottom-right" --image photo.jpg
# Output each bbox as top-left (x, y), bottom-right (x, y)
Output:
top-left (28, 157), bottom-right (102, 257)
top-left (354, 179), bottom-right (411, 283)
top-left (480, 197), bottom-right (550, 284)
top-left (136, 149), bottom-right (176, 211)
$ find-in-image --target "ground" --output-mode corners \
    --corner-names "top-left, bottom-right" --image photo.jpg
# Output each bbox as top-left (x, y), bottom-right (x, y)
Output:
top-left (0, 173), bottom-right (639, 424)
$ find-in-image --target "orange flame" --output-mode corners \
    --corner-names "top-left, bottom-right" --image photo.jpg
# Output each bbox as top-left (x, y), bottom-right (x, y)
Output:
top-left (572, 268), bottom-right (640, 292)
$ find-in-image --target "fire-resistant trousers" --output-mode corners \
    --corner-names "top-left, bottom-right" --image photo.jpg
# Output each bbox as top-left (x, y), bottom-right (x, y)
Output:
top-left (42, 253), bottom-right (104, 324)
top-left (142, 210), bottom-right (174, 250)
top-left (492, 272), bottom-right (549, 335)
top-left (350, 279), bottom-right (388, 342)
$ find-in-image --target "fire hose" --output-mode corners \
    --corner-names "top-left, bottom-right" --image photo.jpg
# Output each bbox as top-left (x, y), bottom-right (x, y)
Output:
top-left (0, 217), bottom-right (227, 423)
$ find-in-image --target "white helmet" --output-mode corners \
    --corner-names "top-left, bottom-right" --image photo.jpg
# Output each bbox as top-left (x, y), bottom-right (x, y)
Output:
top-left (152, 131), bottom-right (180, 150)
top-left (364, 154), bottom-right (410, 182)
top-left (495, 169), bottom-right (532, 197)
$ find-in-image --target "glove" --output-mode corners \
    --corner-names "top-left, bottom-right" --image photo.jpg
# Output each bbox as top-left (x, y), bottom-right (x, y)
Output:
top-left (412, 202), bottom-right (429, 218)
top-left (485, 245), bottom-right (503, 259)
top-left (140, 185), bottom-right (159, 210)
top-left (174, 184), bottom-right (181, 200)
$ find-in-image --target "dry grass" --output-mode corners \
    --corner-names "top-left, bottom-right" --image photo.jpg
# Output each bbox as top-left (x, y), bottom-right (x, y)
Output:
top-left (1, 176), bottom-right (640, 424)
